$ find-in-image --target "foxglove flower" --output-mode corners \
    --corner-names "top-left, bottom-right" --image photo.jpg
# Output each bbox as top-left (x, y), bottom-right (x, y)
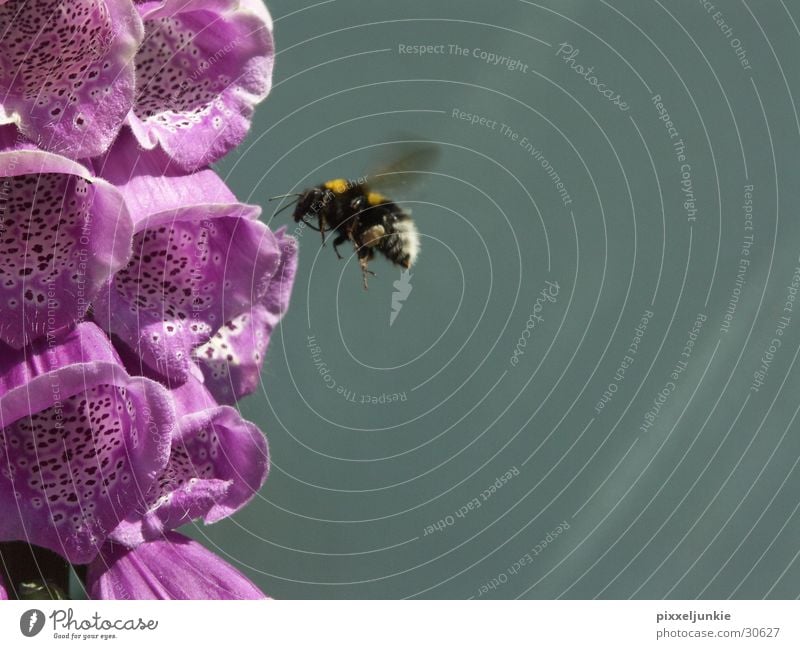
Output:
top-left (0, 0), bottom-right (143, 158)
top-left (86, 374), bottom-right (269, 598)
top-left (109, 374), bottom-right (269, 545)
top-left (0, 574), bottom-right (7, 599)
top-left (0, 126), bottom-right (134, 349)
top-left (92, 130), bottom-right (283, 386)
top-left (0, 322), bottom-right (175, 564)
top-left (129, 0), bottom-right (274, 171)
top-left (193, 227), bottom-right (297, 404)
top-left (87, 531), bottom-right (266, 599)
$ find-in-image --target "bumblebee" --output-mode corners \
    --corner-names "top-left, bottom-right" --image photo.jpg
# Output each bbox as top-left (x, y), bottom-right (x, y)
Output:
top-left (273, 143), bottom-right (438, 289)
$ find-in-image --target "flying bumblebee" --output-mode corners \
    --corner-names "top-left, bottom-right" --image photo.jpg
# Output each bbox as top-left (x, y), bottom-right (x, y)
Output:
top-left (272, 142), bottom-right (439, 289)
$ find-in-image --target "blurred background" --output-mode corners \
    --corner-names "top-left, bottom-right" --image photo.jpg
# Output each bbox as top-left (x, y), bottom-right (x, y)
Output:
top-left (185, 0), bottom-right (800, 598)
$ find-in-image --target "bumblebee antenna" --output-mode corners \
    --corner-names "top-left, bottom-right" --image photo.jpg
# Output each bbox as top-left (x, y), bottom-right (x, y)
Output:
top-left (269, 193), bottom-right (301, 217)
top-left (271, 201), bottom-right (298, 217)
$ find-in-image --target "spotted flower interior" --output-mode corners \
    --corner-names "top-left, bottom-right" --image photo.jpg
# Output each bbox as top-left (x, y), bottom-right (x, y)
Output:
top-left (0, 0), bottom-right (142, 157)
top-left (94, 212), bottom-right (280, 385)
top-left (0, 323), bottom-right (175, 564)
top-left (0, 143), bottom-right (133, 349)
top-left (129, 0), bottom-right (274, 170)
top-left (1, 386), bottom-right (135, 549)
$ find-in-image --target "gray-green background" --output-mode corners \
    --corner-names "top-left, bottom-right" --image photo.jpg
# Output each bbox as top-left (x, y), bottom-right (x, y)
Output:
top-left (188, 0), bottom-right (800, 598)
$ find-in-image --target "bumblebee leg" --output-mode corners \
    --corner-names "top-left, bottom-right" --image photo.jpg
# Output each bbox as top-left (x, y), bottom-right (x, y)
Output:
top-left (332, 233), bottom-right (348, 259)
top-left (357, 248), bottom-right (376, 290)
top-left (300, 217), bottom-right (321, 232)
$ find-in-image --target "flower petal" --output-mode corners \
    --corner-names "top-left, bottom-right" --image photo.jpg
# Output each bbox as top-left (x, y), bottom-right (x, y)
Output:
top-left (128, 0), bottom-right (274, 170)
top-left (110, 375), bottom-right (268, 545)
top-left (91, 176), bottom-right (282, 386)
top-left (0, 573), bottom-right (7, 599)
top-left (0, 323), bottom-right (175, 564)
top-left (193, 228), bottom-right (297, 404)
top-left (0, 134), bottom-right (134, 349)
top-left (92, 128), bottom-right (258, 229)
top-left (87, 531), bottom-right (267, 599)
top-left (0, 0), bottom-right (143, 158)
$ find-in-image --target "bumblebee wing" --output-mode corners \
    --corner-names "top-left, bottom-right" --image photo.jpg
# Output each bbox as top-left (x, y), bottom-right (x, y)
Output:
top-left (366, 140), bottom-right (440, 194)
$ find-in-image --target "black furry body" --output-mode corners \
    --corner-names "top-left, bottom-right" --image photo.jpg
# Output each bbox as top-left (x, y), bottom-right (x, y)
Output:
top-left (291, 179), bottom-right (420, 287)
